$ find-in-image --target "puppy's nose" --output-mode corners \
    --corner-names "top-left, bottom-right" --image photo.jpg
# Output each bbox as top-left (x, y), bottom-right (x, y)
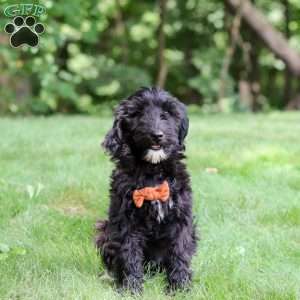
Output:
top-left (151, 131), bottom-right (164, 141)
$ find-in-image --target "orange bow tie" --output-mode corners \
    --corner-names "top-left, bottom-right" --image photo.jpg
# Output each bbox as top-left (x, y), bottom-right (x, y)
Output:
top-left (132, 181), bottom-right (170, 208)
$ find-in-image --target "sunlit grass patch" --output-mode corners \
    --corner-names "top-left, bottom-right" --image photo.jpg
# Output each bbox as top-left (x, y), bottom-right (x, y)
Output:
top-left (259, 206), bottom-right (300, 227)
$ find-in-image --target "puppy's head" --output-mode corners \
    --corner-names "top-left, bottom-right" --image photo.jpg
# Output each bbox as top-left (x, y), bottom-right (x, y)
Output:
top-left (103, 87), bottom-right (189, 164)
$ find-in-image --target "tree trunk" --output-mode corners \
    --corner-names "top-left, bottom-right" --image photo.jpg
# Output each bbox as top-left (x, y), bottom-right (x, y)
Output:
top-left (218, 3), bottom-right (242, 110)
top-left (282, 0), bottom-right (292, 107)
top-left (224, 0), bottom-right (300, 76)
top-left (286, 94), bottom-right (300, 109)
top-left (247, 0), bottom-right (262, 111)
top-left (156, 0), bottom-right (168, 88)
top-left (239, 80), bottom-right (254, 108)
top-left (115, 0), bottom-right (128, 63)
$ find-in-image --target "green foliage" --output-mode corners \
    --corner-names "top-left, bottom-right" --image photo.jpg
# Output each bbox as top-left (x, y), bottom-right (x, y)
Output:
top-left (1, 114), bottom-right (300, 298)
top-left (0, 0), bottom-right (152, 114)
top-left (0, 0), bottom-right (300, 114)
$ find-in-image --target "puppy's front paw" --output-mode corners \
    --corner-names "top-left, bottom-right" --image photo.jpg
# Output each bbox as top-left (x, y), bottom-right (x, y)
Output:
top-left (122, 274), bottom-right (143, 294)
top-left (166, 269), bottom-right (191, 293)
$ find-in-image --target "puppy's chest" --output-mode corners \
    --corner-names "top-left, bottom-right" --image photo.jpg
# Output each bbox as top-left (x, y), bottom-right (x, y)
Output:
top-left (145, 197), bottom-right (174, 223)
top-left (135, 175), bottom-right (175, 223)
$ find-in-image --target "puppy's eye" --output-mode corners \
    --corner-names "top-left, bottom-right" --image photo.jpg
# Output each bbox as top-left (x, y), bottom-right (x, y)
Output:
top-left (160, 111), bottom-right (168, 120)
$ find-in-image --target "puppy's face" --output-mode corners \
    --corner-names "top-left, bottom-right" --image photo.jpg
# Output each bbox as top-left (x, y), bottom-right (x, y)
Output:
top-left (103, 87), bottom-right (189, 164)
top-left (124, 96), bottom-right (181, 163)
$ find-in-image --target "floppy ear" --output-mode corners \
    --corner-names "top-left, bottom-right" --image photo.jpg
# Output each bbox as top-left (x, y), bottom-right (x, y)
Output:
top-left (102, 119), bottom-right (123, 158)
top-left (178, 103), bottom-right (189, 145)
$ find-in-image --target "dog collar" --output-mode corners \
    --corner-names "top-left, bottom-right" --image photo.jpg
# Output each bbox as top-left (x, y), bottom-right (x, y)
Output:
top-left (132, 181), bottom-right (170, 208)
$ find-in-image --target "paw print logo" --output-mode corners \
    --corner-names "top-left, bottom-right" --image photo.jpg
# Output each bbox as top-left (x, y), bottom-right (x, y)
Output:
top-left (4, 16), bottom-right (45, 48)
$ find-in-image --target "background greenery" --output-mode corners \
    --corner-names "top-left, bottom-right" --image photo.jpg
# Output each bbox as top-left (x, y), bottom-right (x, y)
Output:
top-left (1, 114), bottom-right (300, 299)
top-left (1, 0), bottom-right (300, 114)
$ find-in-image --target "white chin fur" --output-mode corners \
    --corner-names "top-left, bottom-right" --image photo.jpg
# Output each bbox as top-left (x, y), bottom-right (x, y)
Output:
top-left (144, 149), bottom-right (167, 164)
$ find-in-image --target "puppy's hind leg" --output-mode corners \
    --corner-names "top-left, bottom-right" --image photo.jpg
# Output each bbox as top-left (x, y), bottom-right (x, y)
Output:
top-left (95, 220), bottom-right (120, 276)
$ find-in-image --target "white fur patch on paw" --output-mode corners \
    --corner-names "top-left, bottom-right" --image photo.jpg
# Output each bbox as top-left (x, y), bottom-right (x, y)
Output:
top-left (144, 149), bottom-right (167, 164)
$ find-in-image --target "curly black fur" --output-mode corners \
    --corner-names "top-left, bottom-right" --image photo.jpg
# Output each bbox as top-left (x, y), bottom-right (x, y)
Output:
top-left (95, 87), bottom-right (198, 293)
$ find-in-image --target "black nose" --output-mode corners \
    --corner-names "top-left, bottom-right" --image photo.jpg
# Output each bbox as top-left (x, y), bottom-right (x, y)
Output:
top-left (151, 131), bottom-right (164, 142)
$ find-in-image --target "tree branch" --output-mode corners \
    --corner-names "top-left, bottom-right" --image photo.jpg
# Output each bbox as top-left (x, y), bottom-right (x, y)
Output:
top-left (225, 0), bottom-right (300, 76)
top-left (156, 0), bottom-right (168, 88)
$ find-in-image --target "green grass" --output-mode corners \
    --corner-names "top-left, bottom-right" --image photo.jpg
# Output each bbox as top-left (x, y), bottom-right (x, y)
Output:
top-left (1, 113), bottom-right (300, 300)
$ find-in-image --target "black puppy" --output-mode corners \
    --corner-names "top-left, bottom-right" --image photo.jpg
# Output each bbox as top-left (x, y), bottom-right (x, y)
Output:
top-left (96, 87), bottom-right (197, 293)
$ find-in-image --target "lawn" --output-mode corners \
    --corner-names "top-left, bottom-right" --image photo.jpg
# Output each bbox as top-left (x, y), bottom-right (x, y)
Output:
top-left (0, 113), bottom-right (300, 300)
